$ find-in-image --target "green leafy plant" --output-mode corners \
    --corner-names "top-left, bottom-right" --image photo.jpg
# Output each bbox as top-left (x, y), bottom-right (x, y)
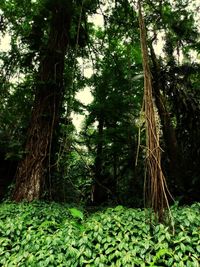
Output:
top-left (69, 207), bottom-right (85, 232)
top-left (0, 202), bottom-right (199, 266)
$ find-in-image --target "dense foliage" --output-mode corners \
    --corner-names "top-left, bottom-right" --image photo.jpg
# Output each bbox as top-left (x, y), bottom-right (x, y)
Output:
top-left (0, 202), bottom-right (199, 266)
top-left (0, 0), bottom-right (199, 205)
top-left (0, 0), bottom-right (199, 265)
top-left (0, 0), bottom-right (200, 217)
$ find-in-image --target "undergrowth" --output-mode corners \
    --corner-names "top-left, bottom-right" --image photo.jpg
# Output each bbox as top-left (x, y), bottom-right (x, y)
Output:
top-left (0, 202), bottom-right (199, 266)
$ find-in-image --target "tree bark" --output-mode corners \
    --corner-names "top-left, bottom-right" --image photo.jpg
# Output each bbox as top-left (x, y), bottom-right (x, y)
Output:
top-left (12, 1), bottom-right (71, 201)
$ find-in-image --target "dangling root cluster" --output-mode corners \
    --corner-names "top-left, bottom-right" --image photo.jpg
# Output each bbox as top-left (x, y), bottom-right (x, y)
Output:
top-left (138, 1), bottom-right (173, 223)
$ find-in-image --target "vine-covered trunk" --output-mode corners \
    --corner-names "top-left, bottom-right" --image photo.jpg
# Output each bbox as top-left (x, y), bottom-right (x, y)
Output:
top-left (150, 47), bottom-right (183, 191)
top-left (138, 1), bottom-right (171, 222)
top-left (12, 1), bottom-right (71, 201)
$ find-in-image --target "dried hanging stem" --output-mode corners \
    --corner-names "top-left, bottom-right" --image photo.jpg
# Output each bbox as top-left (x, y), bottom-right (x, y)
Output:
top-left (138, 1), bottom-right (172, 222)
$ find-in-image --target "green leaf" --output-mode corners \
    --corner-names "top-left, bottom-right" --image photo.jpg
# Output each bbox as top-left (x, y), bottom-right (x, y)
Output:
top-left (114, 205), bottom-right (124, 211)
top-left (69, 208), bottom-right (84, 220)
top-left (180, 243), bottom-right (186, 253)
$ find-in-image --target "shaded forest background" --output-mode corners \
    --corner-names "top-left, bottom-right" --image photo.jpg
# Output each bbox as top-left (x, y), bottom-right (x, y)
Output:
top-left (0, 0), bottom-right (200, 206)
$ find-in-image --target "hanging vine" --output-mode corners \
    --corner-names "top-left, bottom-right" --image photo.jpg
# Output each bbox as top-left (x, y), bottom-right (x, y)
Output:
top-left (138, 1), bottom-right (173, 223)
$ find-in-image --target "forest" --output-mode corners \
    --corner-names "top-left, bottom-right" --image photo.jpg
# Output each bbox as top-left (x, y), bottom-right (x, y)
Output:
top-left (0, 0), bottom-right (200, 266)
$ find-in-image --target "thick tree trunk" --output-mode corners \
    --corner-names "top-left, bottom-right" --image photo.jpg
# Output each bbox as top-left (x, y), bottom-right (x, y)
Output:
top-left (12, 1), bottom-right (71, 201)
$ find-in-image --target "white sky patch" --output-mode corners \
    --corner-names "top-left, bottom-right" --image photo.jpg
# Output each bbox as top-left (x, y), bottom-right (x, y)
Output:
top-left (72, 113), bottom-right (85, 132)
top-left (83, 66), bottom-right (94, 79)
top-left (72, 87), bottom-right (93, 132)
top-left (73, 59), bottom-right (94, 131)
top-left (76, 86), bottom-right (93, 105)
top-left (151, 30), bottom-right (165, 56)
top-left (88, 13), bottom-right (104, 28)
top-left (0, 33), bottom-right (11, 52)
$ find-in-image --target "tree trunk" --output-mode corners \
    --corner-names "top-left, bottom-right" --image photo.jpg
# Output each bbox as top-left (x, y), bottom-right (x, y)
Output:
top-left (12, 1), bottom-right (71, 201)
top-left (92, 118), bottom-right (118, 205)
top-left (150, 46), bottom-right (183, 190)
top-left (92, 116), bottom-right (105, 204)
top-left (138, 1), bottom-right (170, 221)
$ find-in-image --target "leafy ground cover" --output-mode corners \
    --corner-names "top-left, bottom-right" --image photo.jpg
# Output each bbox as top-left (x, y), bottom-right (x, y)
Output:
top-left (0, 202), bottom-right (199, 266)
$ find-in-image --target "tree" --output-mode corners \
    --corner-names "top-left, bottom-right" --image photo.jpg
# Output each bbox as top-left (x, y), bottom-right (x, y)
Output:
top-left (143, 0), bottom-right (200, 201)
top-left (82, 3), bottom-right (144, 205)
top-left (10, 0), bottom-right (98, 201)
top-left (11, 0), bottom-right (72, 201)
top-left (138, 1), bottom-right (172, 222)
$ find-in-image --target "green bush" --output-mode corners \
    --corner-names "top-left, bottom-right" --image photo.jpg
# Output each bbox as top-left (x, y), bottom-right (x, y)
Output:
top-left (0, 202), bottom-right (199, 266)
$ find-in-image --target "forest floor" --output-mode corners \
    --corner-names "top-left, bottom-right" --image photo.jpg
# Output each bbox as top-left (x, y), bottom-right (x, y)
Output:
top-left (0, 201), bottom-right (199, 266)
